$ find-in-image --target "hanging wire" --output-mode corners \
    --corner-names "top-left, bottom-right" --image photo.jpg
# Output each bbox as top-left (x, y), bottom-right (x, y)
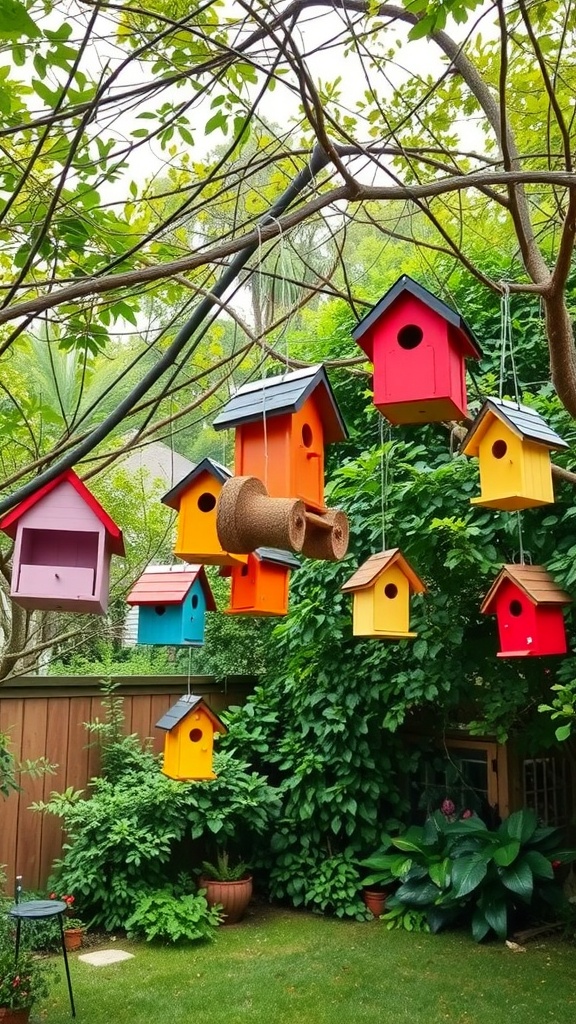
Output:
top-left (499, 283), bottom-right (521, 406)
top-left (379, 416), bottom-right (391, 551)
top-left (187, 644), bottom-right (192, 698)
top-left (516, 511), bottom-right (525, 565)
top-left (256, 224), bottom-right (269, 488)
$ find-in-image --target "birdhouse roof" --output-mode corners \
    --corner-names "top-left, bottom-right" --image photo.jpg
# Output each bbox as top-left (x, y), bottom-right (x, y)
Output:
top-left (161, 458), bottom-right (232, 510)
top-left (155, 693), bottom-right (227, 734)
top-left (461, 397), bottom-right (568, 455)
top-left (480, 564), bottom-right (572, 614)
top-left (341, 548), bottom-right (427, 594)
top-left (126, 563), bottom-right (217, 611)
top-left (352, 275), bottom-right (481, 361)
top-left (218, 546), bottom-right (300, 578)
top-left (0, 468), bottom-right (125, 555)
top-left (212, 364), bottom-right (347, 444)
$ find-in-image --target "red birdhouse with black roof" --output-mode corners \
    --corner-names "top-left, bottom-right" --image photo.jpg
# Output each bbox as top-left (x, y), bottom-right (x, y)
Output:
top-left (220, 546), bottom-right (300, 616)
top-left (480, 564), bottom-right (571, 658)
top-left (352, 276), bottom-right (482, 425)
top-left (0, 469), bottom-right (124, 614)
top-left (212, 365), bottom-right (347, 512)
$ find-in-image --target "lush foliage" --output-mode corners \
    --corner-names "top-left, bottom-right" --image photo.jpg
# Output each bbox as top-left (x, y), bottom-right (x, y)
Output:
top-left (0, 947), bottom-right (55, 1009)
top-left (363, 809), bottom-right (575, 941)
top-left (201, 850), bottom-right (249, 882)
top-left (34, 737), bottom-right (279, 931)
top-left (125, 887), bottom-right (221, 943)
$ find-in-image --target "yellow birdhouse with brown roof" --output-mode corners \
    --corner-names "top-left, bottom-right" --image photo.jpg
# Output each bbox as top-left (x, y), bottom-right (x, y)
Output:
top-left (155, 694), bottom-right (227, 781)
top-left (341, 548), bottom-right (427, 639)
top-left (461, 398), bottom-right (568, 511)
top-left (162, 458), bottom-right (247, 566)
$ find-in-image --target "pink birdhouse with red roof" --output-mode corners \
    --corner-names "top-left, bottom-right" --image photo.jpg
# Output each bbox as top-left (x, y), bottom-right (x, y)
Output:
top-left (0, 469), bottom-right (124, 614)
top-left (352, 276), bottom-right (482, 425)
top-left (480, 564), bottom-right (571, 658)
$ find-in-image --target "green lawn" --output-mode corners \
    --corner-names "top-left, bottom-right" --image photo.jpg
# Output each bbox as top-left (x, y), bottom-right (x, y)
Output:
top-left (38, 904), bottom-right (575, 1024)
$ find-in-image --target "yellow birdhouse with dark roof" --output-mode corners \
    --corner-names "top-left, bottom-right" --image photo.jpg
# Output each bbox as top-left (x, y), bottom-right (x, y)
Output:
top-left (162, 458), bottom-right (247, 566)
top-left (341, 548), bottom-right (427, 639)
top-left (461, 398), bottom-right (568, 511)
top-left (155, 694), bottom-right (227, 781)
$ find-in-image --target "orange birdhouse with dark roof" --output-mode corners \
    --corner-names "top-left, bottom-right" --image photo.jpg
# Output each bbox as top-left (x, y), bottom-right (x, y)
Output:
top-left (162, 458), bottom-right (246, 566)
top-left (461, 398), bottom-right (568, 511)
top-left (480, 564), bottom-right (571, 658)
top-left (220, 546), bottom-right (300, 616)
top-left (212, 365), bottom-right (347, 512)
top-left (341, 548), bottom-right (427, 639)
top-left (155, 694), bottom-right (227, 781)
top-left (352, 276), bottom-right (481, 425)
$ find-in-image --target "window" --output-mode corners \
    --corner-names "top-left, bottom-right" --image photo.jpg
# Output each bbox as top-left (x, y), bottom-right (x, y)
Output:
top-left (523, 756), bottom-right (571, 826)
top-left (408, 738), bottom-right (501, 826)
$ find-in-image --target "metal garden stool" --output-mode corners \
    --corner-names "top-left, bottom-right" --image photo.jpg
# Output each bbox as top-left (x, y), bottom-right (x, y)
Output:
top-left (8, 878), bottom-right (76, 1017)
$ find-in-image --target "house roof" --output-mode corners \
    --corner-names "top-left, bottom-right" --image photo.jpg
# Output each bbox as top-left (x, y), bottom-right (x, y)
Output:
top-left (480, 564), bottom-right (572, 614)
top-left (341, 548), bottom-right (427, 595)
top-left (0, 468), bottom-right (125, 555)
top-left (461, 397), bottom-right (568, 455)
top-left (161, 458), bottom-right (232, 511)
top-left (126, 563), bottom-right (217, 611)
top-left (351, 275), bottom-right (481, 361)
top-left (155, 693), bottom-right (227, 734)
top-left (212, 365), bottom-right (347, 444)
top-left (219, 546), bottom-right (300, 578)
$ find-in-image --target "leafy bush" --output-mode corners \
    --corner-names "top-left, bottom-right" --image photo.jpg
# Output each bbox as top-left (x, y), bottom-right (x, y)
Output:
top-left (34, 744), bottom-right (279, 932)
top-left (365, 808), bottom-right (575, 941)
top-left (125, 888), bottom-right (221, 943)
top-left (0, 947), bottom-right (56, 1009)
top-left (201, 850), bottom-right (249, 881)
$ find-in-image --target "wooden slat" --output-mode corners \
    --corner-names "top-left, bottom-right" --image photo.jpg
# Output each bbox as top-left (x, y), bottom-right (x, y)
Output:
top-left (16, 697), bottom-right (49, 890)
top-left (0, 697), bottom-right (25, 894)
top-left (39, 697), bottom-right (70, 889)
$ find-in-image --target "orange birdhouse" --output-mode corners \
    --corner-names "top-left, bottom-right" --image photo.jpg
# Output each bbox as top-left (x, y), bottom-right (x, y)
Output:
top-left (461, 398), bottom-right (568, 511)
top-left (341, 549), bottom-right (427, 639)
top-left (352, 276), bottom-right (481, 425)
top-left (221, 546), bottom-right (300, 616)
top-left (212, 365), bottom-right (347, 512)
top-left (480, 564), bottom-right (571, 658)
top-left (155, 694), bottom-right (227, 781)
top-left (162, 458), bottom-right (247, 566)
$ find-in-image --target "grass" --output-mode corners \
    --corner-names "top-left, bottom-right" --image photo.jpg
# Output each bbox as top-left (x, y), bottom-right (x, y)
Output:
top-left (37, 903), bottom-right (576, 1024)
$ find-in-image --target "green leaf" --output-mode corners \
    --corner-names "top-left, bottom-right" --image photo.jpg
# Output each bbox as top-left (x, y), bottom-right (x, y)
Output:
top-left (500, 858), bottom-right (533, 901)
top-left (471, 908), bottom-right (491, 943)
top-left (523, 851), bottom-right (554, 880)
top-left (482, 899), bottom-right (507, 940)
top-left (501, 809), bottom-right (537, 844)
top-left (0, 0), bottom-right (40, 38)
top-left (493, 840), bottom-right (520, 867)
top-left (450, 854), bottom-right (488, 898)
top-left (555, 724), bottom-right (572, 741)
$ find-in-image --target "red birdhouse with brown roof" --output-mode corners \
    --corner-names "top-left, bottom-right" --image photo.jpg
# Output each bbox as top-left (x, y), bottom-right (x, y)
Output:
top-left (212, 365), bottom-right (347, 512)
top-left (0, 469), bottom-right (124, 614)
top-left (352, 276), bottom-right (481, 425)
top-left (480, 564), bottom-right (571, 658)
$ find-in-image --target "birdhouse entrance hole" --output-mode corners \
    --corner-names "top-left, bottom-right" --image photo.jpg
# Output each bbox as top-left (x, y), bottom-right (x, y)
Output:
top-left (154, 605), bottom-right (166, 616)
top-left (191, 594), bottom-right (199, 609)
top-left (302, 423), bottom-right (313, 448)
top-left (197, 492), bottom-right (217, 513)
top-left (189, 728), bottom-right (203, 742)
top-left (384, 583), bottom-right (398, 599)
top-left (21, 527), bottom-right (99, 568)
top-left (492, 440), bottom-right (508, 459)
top-left (509, 599), bottom-right (523, 616)
top-left (397, 324), bottom-right (423, 350)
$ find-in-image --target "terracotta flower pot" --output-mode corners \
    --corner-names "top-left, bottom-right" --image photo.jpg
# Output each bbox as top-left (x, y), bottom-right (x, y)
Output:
top-left (199, 876), bottom-right (253, 924)
top-left (63, 928), bottom-right (84, 952)
top-left (0, 1008), bottom-right (31, 1024)
top-left (362, 888), bottom-right (387, 918)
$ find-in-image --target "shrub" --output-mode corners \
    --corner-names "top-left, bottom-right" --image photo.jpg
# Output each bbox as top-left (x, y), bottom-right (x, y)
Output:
top-left (125, 888), bottom-right (221, 943)
top-left (0, 948), bottom-right (56, 1009)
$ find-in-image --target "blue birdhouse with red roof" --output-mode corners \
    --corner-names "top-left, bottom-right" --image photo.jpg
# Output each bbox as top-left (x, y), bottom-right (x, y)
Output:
top-left (352, 276), bottom-right (481, 425)
top-left (126, 563), bottom-right (216, 646)
top-left (0, 469), bottom-right (124, 614)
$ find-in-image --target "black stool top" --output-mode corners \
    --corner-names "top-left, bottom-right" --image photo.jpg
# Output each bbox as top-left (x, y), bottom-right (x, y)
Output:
top-left (8, 900), bottom-right (67, 919)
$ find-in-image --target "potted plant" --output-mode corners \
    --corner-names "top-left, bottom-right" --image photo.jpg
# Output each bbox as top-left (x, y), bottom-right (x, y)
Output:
top-left (199, 850), bottom-right (253, 925)
top-left (62, 918), bottom-right (85, 952)
top-left (0, 948), bottom-right (54, 1024)
top-left (359, 842), bottom-right (399, 918)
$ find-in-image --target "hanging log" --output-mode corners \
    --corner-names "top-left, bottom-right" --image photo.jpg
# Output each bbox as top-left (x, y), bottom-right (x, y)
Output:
top-left (302, 508), bottom-right (349, 561)
top-left (216, 476), bottom-right (306, 554)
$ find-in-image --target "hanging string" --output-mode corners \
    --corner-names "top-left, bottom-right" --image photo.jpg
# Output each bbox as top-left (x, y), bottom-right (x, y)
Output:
top-left (256, 224), bottom-right (269, 488)
top-left (516, 511), bottom-right (525, 565)
top-left (187, 644), bottom-right (192, 698)
top-left (379, 416), bottom-right (391, 551)
top-left (499, 283), bottom-right (521, 406)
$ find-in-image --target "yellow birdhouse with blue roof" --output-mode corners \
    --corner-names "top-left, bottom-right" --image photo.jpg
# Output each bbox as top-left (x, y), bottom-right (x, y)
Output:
top-left (155, 694), bottom-right (227, 781)
top-left (461, 398), bottom-right (568, 511)
top-left (162, 458), bottom-right (247, 566)
top-left (341, 548), bottom-right (427, 639)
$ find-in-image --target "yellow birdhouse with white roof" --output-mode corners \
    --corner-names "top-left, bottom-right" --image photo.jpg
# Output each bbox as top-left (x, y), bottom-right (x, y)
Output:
top-left (341, 548), bottom-right (427, 639)
top-left (155, 694), bottom-right (227, 781)
top-left (461, 398), bottom-right (568, 511)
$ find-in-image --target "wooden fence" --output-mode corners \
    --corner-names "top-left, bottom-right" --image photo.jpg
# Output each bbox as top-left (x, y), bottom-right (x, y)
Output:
top-left (0, 675), bottom-right (255, 894)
